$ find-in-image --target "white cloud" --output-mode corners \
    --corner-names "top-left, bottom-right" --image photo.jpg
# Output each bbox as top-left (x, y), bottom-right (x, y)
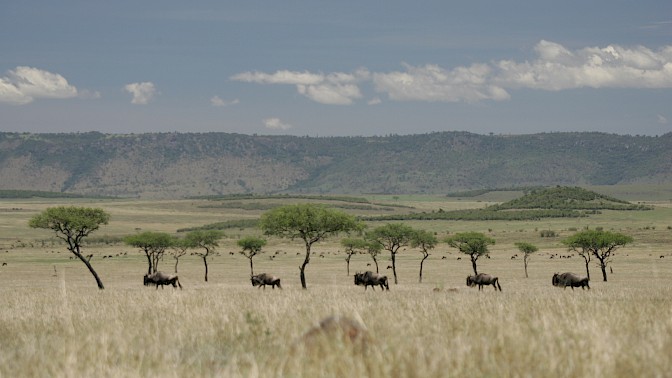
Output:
top-left (263, 117), bottom-right (293, 130)
top-left (210, 96), bottom-right (239, 107)
top-left (658, 114), bottom-right (668, 124)
top-left (495, 40), bottom-right (672, 90)
top-left (232, 41), bottom-right (672, 105)
top-left (0, 66), bottom-right (78, 105)
top-left (124, 82), bottom-right (157, 104)
top-left (373, 63), bottom-right (510, 103)
top-left (231, 70), bottom-right (323, 85)
top-left (231, 68), bottom-right (369, 105)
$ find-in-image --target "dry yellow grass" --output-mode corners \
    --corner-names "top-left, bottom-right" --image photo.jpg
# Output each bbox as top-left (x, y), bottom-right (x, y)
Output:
top-left (1, 196), bottom-right (671, 377)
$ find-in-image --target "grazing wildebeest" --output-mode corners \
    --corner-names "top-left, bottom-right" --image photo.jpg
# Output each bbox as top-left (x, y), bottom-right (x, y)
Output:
top-left (144, 271), bottom-right (182, 290)
top-left (466, 273), bottom-right (502, 291)
top-left (354, 271), bottom-right (389, 291)
top-left (251, 273), bottom-right (282, 289)
top-left (552, 272), bottom-right (590, 290)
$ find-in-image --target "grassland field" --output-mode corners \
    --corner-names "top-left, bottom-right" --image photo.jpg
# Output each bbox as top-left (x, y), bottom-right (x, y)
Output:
top-left (1, 187), bottom-right (671, 377)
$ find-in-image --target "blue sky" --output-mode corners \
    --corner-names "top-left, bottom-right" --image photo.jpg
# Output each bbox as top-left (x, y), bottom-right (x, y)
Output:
top-left (1, 1), bottom-right (671, 136)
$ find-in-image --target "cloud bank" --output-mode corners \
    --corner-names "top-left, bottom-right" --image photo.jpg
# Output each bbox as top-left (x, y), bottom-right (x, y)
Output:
top-left (124, 82), bottom-right (157, 105)
top-left (0, 66), bottom-right (78, 105)
top-left (232, 40), bottom-right (672, 104)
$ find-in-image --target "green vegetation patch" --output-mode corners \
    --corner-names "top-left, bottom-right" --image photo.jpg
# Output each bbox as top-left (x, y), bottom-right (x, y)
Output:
top-left (0, 190), bottom-right (87, 199)
top-left (177, 219), bottom-right (259, 232)
top-left (492, 186), bottom-right (652, 211)
top-left (365, 186), bottom-right (650, 222)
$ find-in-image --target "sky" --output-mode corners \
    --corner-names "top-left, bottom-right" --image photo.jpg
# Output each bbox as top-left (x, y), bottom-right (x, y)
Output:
top-left (1, 1), bottom-right (672, 137)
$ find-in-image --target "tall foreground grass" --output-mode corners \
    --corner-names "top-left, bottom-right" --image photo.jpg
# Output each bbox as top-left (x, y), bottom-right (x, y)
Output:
top-left (2, 195), bottom-right (671, 377)
top-left (1, 279), bottom-right (670, 377)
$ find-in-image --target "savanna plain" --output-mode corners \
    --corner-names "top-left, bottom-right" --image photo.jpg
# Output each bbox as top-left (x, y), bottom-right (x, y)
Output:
top-left (1, 186), bottom-right (671, 377)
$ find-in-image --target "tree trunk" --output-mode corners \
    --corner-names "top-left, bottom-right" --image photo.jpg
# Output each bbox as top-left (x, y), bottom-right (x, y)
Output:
top-left (145, 252), bottom-right (152, 276)
top-left (174, 258), bottom-right (179, 273)
top-left (471, 254), bottom-right (478, 275)
top-left (345, 255), bottom-right (352, 276)
top-left (203, 256), bottom-right (209, 282)
top-left (524, 255), bottom-right (529, 278)
top-left (373, 256), bottom-right (379, 273)
top-left (419, 254), bottom-right (428, 283)
top-left (249, 258), bottom-right (254, 277)
top-left (75, 252), bottom-right (104, 289)
top-left (600, 259), bottom-right (608, 282)
top-left (583, 257), bottom-right (591, 280)
top-left (391, 252), bottom-right (398, 284)
top-left (300, 242), bottom-right (311, 289)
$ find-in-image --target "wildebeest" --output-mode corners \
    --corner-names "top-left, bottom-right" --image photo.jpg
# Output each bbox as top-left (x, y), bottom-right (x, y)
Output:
top-left (354, 271), bottom-right (389, 291)
top-left (251, 273), bottom-right (282, 289)
top-left (466, 273), bottom-right (502, 291)
top-left (143, 271), bottom-right (182, 290)
top-left (552, 272), bottom-right (590, 290)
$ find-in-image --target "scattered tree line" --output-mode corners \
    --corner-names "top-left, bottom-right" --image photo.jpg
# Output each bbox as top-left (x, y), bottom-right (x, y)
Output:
top-left (28, 203), bottom-right (634, 290)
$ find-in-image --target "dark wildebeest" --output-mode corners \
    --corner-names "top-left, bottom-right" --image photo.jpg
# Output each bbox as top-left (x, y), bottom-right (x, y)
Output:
top-left (552, 272), bottom-right (590, 290)
top-left (144, 271), bottom-right (182, 290)
top-left (354, 271), bottom-right (389, 291)
top-left (466, 273), bottom-right (502, 291)
top-left (251, 273), bottom-right (282, 289)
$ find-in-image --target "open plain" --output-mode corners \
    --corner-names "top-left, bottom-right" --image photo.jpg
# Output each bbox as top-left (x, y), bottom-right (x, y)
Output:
top-left (1, 187), bottom-right (671, 377)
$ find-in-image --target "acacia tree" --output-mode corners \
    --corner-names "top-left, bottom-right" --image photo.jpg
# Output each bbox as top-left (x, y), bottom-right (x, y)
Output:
top-left (260, 204), bottom-right (363, 289)
top-left (445, 232), bottom-right (495, 275)
top-left (237, 236), bottom-right (267, 276)
top-left (29, 206), bottom-right (110, 289)
top-left (184, 230), bottom-right (223, 282)
top-left (341, 237), bottom-right (369, 276)
top-left (563, 229), bottom-right (633, 282)
top-left (366, 240), bottom-right (383, 273)
top-left (170, 237), bottom-right (189, 273)
top-left (411, 229), bottom-right (438, 283)
top-left (124, 231), bottom-right (174, 275)
top-left (366, 223), bottom-right (417, 284)
top-left (514, 242), bottom-right (538, 278)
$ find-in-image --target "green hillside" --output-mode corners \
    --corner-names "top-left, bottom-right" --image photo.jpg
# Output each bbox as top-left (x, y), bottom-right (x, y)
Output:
top-left (0, 131), bottom-right (670, 198)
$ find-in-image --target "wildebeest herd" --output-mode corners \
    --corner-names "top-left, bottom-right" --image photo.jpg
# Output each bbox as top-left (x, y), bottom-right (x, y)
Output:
top-left (141, 270), bottom-right (590, 292)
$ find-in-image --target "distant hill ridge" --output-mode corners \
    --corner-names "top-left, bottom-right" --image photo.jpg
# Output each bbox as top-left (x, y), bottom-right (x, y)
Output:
top-left (0, 131), bottom-right (670, 198)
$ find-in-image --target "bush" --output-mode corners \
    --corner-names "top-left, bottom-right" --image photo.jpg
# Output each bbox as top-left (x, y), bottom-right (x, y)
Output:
top-left (540, 230), bottom-right (557, 238)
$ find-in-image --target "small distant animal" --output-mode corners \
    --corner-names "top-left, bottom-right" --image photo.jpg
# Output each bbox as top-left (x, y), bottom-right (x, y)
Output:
top-left (144, 271), bottom-right (182, 290)
top-left (1, 262), bottom-right (6, 266)
top-left (251, 273), bottom-right (282, 289)
top-left (386, 265), bottom-right (392, 269)
top-left (552, 272), bottom-right (589, 290)
top-left (466, 273), bottom-right (502, 291)
top-left (354, 271), bottom-right (389, 291)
